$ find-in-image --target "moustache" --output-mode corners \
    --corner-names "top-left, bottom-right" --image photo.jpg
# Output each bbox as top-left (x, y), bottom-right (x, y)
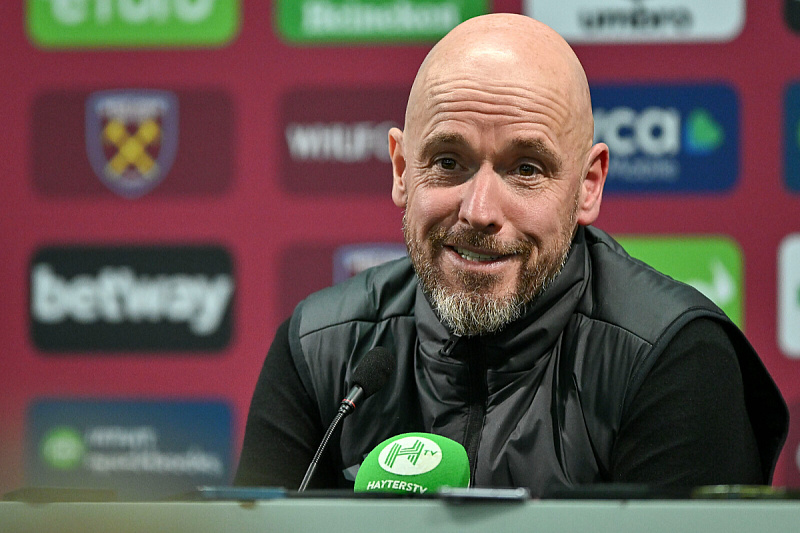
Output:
top-left (428, 227), bottom-right (532, 257)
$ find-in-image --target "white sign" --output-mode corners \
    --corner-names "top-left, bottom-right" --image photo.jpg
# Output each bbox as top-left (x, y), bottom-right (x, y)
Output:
top-left (524, 0), bottom-right (745, 43)
top-left (779, 234), bottom-right (800, 358)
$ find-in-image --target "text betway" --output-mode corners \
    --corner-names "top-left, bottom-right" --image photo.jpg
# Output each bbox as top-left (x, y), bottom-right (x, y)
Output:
top-left (365, 479), bottom-right (429, 493)
top-left (31, 264), bottom-right (233, 335)
top-left (47, 0), bottom-right (219, 25)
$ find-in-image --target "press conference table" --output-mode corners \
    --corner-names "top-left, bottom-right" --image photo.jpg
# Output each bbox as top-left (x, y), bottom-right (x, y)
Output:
top-left (3, 496), bottom-right (800, 533)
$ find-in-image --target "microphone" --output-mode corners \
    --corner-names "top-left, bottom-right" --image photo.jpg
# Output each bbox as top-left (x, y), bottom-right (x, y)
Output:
top-left (298, 347), bottom-right (396, 492)
top-left (354, 432), bottom-right (470, 495)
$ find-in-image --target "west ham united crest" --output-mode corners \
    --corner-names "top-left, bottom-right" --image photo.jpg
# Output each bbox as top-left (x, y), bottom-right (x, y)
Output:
top-left (85, 90), bottom-right (178, 198)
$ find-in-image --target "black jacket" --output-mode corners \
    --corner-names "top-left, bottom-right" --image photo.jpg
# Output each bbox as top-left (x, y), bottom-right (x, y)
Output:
top-left (241, 226), bottom-right (787, 493)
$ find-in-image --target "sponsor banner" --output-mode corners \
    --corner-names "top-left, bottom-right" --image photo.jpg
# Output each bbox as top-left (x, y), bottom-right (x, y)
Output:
top-left (29, 245), bottom-right (235, 352)
top-left (281, 242), bottom-right (405, 317)
top-left (524, 0), bottom-right (745, 43)
top-left (615, 235), bottom-right (744, 328)
top-left (27, 399), bottom-right (232, 500)
top-left (32, 89), bottom-right (233, 198)
top-left (785, 83), bottom-right (800, 192)
top-left (280, 87), bottom-right (407, 195)
top-left (592, 84), bottom-right (738, 193)
top-left (275, 0), bottom-right (488, 44)
top-left (779, 234), bottom-right (800, 357)
top-left (26, 0), bottom-right (240, 48)
top-left (787, 0), bottom-right (800, 33)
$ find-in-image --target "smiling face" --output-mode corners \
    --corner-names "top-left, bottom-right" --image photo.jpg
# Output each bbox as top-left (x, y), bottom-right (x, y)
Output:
top-left (390, 15), bottom-right (608, 336)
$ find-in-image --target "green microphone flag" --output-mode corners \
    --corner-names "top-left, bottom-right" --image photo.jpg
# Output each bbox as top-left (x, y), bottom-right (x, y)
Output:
top-left (354, 432), bottom-right (470, 494)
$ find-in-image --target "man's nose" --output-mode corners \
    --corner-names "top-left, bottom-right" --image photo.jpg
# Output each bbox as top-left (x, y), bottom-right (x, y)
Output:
top-left (458, 165), bottom-right (504, 232)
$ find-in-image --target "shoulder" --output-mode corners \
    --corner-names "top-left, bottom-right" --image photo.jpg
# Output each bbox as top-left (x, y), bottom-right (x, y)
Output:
top-left (581, 226), bottom-right (728, 345)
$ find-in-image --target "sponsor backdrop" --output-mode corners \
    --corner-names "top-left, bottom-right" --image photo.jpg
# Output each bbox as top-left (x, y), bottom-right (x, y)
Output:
top-left (2, 0), bottom-right (800, 496)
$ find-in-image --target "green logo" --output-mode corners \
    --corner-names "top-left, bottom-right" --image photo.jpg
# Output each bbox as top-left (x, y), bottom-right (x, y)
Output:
top-left (684, 109), bottom-right (725, 154)
top-left (40, 427), bottom-right (86, 470)
top-left (615, 235), bottom-right (744, 328)
top-left (275, 0), bottom-right (488, 44)
top-left (26, 0), bottom-right (240, 48)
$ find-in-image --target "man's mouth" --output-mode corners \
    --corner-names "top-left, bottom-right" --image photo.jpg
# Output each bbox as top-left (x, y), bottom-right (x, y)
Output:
top-left (453, 246), bottom-right (503, 262)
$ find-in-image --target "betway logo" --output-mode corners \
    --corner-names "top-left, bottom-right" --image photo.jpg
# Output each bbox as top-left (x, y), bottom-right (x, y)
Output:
top-left (285, 121), bottom-right (396, 163)
top-left (29, 246), bottom-right (234, 352)
top-left (32, 264), bottom-right (232, 336)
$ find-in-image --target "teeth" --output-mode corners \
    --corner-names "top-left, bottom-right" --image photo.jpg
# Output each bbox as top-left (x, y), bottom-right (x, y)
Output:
top-left (455, 247), bottom-right (501, 262)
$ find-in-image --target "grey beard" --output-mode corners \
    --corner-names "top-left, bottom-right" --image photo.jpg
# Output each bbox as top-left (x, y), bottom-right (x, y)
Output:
top-left (403, 212), bottom-right (574, 338)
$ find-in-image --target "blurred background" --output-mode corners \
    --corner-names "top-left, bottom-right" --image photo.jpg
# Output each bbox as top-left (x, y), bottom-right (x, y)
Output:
top-left (1, 1), bottom-right (799, 499)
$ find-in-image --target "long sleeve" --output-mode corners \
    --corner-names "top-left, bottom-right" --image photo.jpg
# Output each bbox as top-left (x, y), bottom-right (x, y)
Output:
top-left (234, 319), bottom-right (337, 489)
top-left (610, 318), bottom-right (764, 486)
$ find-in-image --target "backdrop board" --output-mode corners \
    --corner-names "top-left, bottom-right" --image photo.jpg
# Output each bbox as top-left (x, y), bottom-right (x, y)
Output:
top-left (2, 1), bottom-right (800, 497)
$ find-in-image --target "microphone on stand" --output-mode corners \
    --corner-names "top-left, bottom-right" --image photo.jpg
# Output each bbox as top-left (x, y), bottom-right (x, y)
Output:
top-left (298, 346), bottom-right (396, 492)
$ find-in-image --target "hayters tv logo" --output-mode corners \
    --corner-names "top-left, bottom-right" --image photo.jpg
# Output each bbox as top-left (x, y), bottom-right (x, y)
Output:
top-left (26, 0), bottom-right (240, 48)
top-left (30, 245), bottom-right (235, 352)
top-left (592, 84), bottom-right (738, 193)
top-left (379, 436), bottom-right (441, 475)
top-left (86, 90), bottom-right (178, 199)
top-left (33, 90), bottom-right (233, 198)
top-left (615, 235), bottom-right (744, 328)
top-left (28, 400), bottom-right (231, 500)
top-left (524, 0), bottom-right (745, 43)
top-left (281, 87), bottom-right (407, 195)
top-left (779, 234), bottom-right (800, 358)
top-left (784, 83), bottom-right (800, 192)
top-left (275, 0), bottom-right (487, 43)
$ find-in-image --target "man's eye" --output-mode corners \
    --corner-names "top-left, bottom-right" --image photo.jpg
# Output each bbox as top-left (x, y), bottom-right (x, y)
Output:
top-left (518, 163), bottom-right (541, 176)
top-left (437, 158), bottom-right (457, 170)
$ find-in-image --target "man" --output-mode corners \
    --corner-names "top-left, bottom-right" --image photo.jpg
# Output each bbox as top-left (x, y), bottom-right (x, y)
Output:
top-left (236, 14), bottom-right (787, 494)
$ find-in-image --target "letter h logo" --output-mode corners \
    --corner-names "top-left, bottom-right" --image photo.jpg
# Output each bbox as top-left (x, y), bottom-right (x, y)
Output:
top-left (383, 439), bottom-right (424, 468)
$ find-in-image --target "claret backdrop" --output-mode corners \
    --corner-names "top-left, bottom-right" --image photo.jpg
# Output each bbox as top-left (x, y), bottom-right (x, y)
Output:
top-left (2, 1), bottom-right (800, 498)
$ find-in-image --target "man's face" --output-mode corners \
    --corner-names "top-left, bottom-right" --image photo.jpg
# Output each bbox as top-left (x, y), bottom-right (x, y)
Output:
top-left (391, 51), bottom-right (596, 336)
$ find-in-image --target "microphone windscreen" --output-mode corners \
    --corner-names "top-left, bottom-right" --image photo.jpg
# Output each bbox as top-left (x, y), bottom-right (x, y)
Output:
top-left (351, 347), bottom-right (395, 398)
top-left (354, 432), bottom-right (470, 495)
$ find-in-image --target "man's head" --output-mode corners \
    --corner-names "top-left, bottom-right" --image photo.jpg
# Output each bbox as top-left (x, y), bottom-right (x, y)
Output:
top-left (389, 14), bottom-right (609, 337)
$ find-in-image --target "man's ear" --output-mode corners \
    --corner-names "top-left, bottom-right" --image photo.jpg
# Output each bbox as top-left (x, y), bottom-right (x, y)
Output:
top-left (389, 127), bottom-right (408, 208)
top-left (576, 142), bottom-right (609, 226)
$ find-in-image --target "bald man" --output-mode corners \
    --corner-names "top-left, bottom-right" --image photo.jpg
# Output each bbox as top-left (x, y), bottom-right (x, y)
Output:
top-left (236, 15), bottom-right (787, 494)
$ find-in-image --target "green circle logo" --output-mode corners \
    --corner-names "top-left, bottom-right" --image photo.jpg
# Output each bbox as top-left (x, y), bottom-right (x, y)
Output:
top-left (40, 427), bottom-right (85, 470)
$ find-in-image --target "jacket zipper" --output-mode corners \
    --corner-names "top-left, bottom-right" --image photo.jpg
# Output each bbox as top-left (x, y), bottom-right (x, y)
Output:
top-left (439, 334), bottom-right (487, 487)
top-left (464, 350), bottom-right (487, 486)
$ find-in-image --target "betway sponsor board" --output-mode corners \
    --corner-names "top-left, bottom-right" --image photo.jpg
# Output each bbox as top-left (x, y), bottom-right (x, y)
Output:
top-left (26, 0), bottom-right (240, 48)
top-left (524, 0), bottom-right (745, 43)
top-left (33, 89), bottom-right (233, 198)
top-left (275, 0), bottom-right (488, 43)
top-left (27, 399), bottom-right (231, 500)
top-left (281, 87), bottom-right (407, 194)
top-left (785, 83), bottom-right (800, 192)
top-left (615, 235), bottom-right (744, 328)
top-left (29, 246), bottom-right (235, 352)
top-left (779, 234), bottom-right (800, 358)
top-left (592, 84), bottom-right (738, 193)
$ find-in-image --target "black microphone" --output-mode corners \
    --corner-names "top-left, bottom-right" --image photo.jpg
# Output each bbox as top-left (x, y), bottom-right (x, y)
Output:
top-left (298, 347), bottom-right (395, 492)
